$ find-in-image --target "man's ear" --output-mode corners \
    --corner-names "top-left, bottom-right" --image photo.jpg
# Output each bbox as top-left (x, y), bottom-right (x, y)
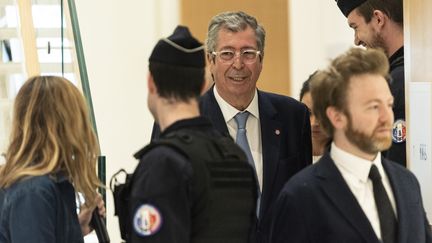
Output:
top-left (147, 72), bottom-right (157, 94)
top-left (326, 106), bottom-right (347, 130)
top-left (206, 52), bottom-right (214, 64)
top-left (373, 10), bottom-right (387, 29)
top-left (207, 53), bottom-right (216, 84)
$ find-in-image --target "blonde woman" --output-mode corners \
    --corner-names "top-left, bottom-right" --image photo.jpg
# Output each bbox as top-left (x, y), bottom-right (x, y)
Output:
top-left (0, 76), bottom-right (103, 242)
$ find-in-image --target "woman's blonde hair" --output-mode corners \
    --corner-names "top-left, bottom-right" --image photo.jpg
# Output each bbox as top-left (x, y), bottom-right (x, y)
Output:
top-left (0, 76), bottom-right (100, 206)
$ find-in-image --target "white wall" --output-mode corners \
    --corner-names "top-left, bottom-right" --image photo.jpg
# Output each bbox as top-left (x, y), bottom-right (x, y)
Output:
top-left (289, 0), bottom-right (354, 98)
top-left (74, 1), bottom-right (179, 242)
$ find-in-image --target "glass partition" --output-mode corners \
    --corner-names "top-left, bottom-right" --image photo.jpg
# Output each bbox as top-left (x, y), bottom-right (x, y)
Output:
top-left (0, 0), bottom-right (104, 241)
top-left (0, 0), bottom-right (93, 159)
top-left (0, 0), bottom-right (25, 160)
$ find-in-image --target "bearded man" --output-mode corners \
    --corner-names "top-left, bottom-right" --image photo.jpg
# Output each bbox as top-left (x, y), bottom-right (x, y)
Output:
top-left (268, 48), bottom-right (432, 243)
top-left (336, 0), bottom-right (406, 167)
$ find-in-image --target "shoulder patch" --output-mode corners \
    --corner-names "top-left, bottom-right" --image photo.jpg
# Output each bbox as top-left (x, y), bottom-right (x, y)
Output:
top-left (392, 119), bottom-right (406, 143)
top-left (133, 204), bottom-right (163, 236)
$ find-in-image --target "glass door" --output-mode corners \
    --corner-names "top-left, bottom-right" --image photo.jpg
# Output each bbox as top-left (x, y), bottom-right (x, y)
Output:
top-left (0, 0), bottom-right (26, 162)
top-left (0, 1), bottom-right (102, 241)
top-left (0, 0), bottom-right (85, 161)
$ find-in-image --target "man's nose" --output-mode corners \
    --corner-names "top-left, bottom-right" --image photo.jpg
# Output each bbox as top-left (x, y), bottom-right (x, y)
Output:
top-left (380, 105), bottom-right (394, 123)
top-left (232, 55), bottom-right (244, 69)
top-left (354, 34), bottom-right (361, 46)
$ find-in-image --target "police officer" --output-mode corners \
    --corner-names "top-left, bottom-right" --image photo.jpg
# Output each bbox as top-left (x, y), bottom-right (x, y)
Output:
top-left (335, 0), bottom-right (406, 166)
top-left (126, 26), bottom-right (256, 243)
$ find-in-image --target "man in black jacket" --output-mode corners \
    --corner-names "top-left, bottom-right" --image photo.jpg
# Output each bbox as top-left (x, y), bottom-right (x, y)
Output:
top-left (127, 26), bottom-right (256, 243)
top-left (335, 0), bottom-right (406, 166)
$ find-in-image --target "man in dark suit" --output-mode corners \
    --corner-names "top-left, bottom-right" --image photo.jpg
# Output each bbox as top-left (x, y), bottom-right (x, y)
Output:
top-left (269, 47), bottom-right (432, 243)
top-left (335, 0), bottom-right (406, 167)
top-left (204, 11), bottom-right (312, 240)
top-left (152, 11), bottom-right (312, 242)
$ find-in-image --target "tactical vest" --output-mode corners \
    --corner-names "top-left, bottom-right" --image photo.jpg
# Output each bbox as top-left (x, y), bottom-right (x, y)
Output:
top-left (111, 129), bottom-right (257, 243)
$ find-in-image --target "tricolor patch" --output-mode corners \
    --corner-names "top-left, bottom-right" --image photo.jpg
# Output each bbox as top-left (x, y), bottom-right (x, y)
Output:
top-left (392, 119), bottom-right (406, 143)
top-left (133, 204), bottom-right (163, 236)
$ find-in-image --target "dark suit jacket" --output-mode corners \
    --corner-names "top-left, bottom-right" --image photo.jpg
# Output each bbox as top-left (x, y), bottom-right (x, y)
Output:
top-left (152, 87), bottom-right (312, 241)
top-left (269, 152), bottom-right (432, 243)
top-left (199, 88), bottom-right (312, 238)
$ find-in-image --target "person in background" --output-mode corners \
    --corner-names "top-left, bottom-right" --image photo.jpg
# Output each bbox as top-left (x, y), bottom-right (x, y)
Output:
top-left (300, 73), bottom-right (331, 162)
top-left (335, 0), bottom-right (406, 166)
top-left (269, 47), bottom-right (431, 243)
top-left (0, 76), bottom-right (104, 243)
top-left (127, 26), bottom-right (256, 243)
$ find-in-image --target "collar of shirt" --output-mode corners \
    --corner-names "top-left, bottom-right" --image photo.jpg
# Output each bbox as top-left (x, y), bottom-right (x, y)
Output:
top-left (330, 142), bottom-right (383, 184)
top-left (213, 86), bottom-right (259, 120)
top-left (312, 155), bottom-right (322, 164)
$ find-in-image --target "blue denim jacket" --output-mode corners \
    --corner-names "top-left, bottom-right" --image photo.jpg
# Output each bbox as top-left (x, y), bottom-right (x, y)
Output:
top-left (0, 174), bottom-right (84, 243)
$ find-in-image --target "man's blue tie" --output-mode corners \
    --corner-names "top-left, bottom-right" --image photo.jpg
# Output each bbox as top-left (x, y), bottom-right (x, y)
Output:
top-left (234, 111), bottom-right (261, 217)
top-left (234, 112), bottom-right (254, 167)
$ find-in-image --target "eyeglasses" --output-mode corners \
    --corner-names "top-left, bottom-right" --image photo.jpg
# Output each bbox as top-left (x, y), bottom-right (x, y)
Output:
top-left (211, 49), bottom-right (261, 64)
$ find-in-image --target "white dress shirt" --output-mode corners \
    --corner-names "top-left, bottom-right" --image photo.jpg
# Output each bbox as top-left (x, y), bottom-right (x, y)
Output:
top-left (312, 155), bottom-right (322, 163)
top-left (213, 86), bottom-right (263, 191)
top-left (330, 142), bottom-right (397, 241)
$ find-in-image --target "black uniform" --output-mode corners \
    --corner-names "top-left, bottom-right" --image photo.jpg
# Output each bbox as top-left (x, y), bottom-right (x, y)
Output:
top-left (386, 47), bottom-right (406, 166)
top-left (129, 117), bottom-right (256, 243)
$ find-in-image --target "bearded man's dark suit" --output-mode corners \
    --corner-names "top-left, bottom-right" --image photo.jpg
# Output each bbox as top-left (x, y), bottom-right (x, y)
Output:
top-left (269, 152), bottom-right (432, 243)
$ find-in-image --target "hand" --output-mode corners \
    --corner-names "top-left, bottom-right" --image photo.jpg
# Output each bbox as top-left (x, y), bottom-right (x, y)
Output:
top-left (78, 193), bottom-right (106, 236)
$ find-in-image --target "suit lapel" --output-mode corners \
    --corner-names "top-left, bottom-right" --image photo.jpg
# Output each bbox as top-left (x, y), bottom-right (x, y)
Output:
top-left (199, 87), bottom-right (230, 136)
top-left (258, 91), bottom-right (282, 216)
top-left (382, 159), bottom-right (408, 243)
top-left (317, 153), bottom-right (380, 243)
